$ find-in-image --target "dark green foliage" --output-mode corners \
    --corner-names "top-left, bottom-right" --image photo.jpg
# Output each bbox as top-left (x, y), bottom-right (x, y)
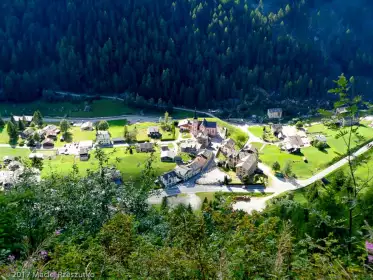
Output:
top-left (0, 0), bottom-right (353, 111)
top-left (6, 121), bottom-right (18, 142)
top-left (0, 117), bottom-right (5, 129)
top-left (32, 111), bottom-right (43, 126)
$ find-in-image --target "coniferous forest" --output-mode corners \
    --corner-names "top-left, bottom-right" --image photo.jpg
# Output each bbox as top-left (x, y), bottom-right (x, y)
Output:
top-left (1, 0), bottom-right (373, 111)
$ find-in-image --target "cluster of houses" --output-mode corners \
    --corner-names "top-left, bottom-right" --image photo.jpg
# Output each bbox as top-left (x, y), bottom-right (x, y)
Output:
top-left (18, 116), bottom-right (62, 149)
top-left (178, 113), bottom-right (218, 148)
top-left (0, 156), bottom-right (40, 190)
top-left (220, 138), bottom-right (259, 180)
top-left (158, 149), bottom-right (213, 188)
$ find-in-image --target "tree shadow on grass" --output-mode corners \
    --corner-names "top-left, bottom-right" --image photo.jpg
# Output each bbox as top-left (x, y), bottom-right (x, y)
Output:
top-left (63, 132), bottom-right (73, 143)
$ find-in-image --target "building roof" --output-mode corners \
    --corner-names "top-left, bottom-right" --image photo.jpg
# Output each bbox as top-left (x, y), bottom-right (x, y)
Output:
top-left (314, 134), bottom-right (327, 142)
top-left (174, 165), bottom-right (192, 177)
top-left (43, 125), bottom-right (58, 132)
top-left (112, 137), bottom-right (125, 142)
top-left (243, 144), bottom-right (258, 155)
top-left (147, 126), bottom-right (159, 133)
top-left (79, 147), bottom-right (89, 155)
top-left (178, 119), bottom-right (191, 127)
top-left (23, 127), bottom-right (35, 135)
top-left (222, 138), bottom-right (235, 147)
top-left (138, 142), bottom-right (153, 149)
top-left (198, 149), bottom-right (213, 160)
top-left (188, 156), bottom-right (206, 170)
top-left (42, 138), bottom-right (54, 145)
top-left (288, 135), bottom-right (304, 147)
top-left (268, 108), bottom-right (282, 113)
top-left (161, 150), bottom-right (176, 159)
top-left (97, 130), bottom-right (110, 136)
top-left (196, 131), bottom-right (209, 139)
top-left (180, 141), bottom-right (197, 149)
top-left (236, 154), bottom-right (257, 170)
top-left (79, 140), bottom-right (93, 148)
top-left (81, 122), bottom-right (93, 129)
top-left (13, 115), bottom-right (33, 122)
top-left (160, 171), bottom-right (181, 182)
top-left (201, 118), bottom-right (217, 128)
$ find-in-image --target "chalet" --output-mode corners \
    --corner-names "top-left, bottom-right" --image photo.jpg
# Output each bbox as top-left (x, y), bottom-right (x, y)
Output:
top-left (43, 125), bottom-right (60, 134)
top-left (112, 137), bottom-right (126, 145)
top-left (198, 149), bottom-right (213, 161)
top-left (226, 149), bottom-right (251, 168)
top-left (159, 171), bottom-right (182, 188)
top-left (79, 147), bottom-right (89, 161)
top-left (81, 121), bottom-right (93, 131)
top-left (180, 141), bottom-right (199, 154)
top-left (271, 124), bottom-right (283, 138)
top-left (46, 130), bottom-right (58, 140)
top-left (314, 134), bottom-right (327, 143)
top-left (196, 131), bottom-right (210, 148)
top-left (79, 140), bottom-right (93, 149)
top-left (283, 135), bottom-right (304, 153)
top-left (267, 108), bottom-right (282, 119)
top-left (21, 127), bottom-right (35, 139)
top-left (236, 154), bottom-right (258, 179)
top-left (96, 131), bottom-right (112, 146)
top-left (42, 138), bottom-right (54, 148)
top-left (161, 150), bottom-right (176, 162)
top-left (174, 165), bottom-right (194, 181)
top-left (242, 144), bottom-right (258, 157)
top-left (221, 138), bottom-right (236, 155)
top-left (178, 119), bottom-right (191, 132)
top-left (147, 126), bottom-right (162, 138)
top-left (136, 142), bottom-right (154, 153)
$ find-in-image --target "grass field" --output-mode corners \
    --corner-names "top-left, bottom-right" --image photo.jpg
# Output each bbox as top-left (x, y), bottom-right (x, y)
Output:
top-left (0, 100), bottom-right (197, 119)
top-left (260, 123), bottom-right (373, 179)
top-left (0, 100), bottom-right (136, 118)
top-left (248, 126), bottom-right (263, 139)
top-left (251, 142), bottom-right (264, 151)
top-left (0, 147), bottom-right (31, 158)
top-left (41, 147), bottom-right (175, 180)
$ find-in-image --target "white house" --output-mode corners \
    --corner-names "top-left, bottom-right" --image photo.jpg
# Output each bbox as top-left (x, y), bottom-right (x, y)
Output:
top-left (267, 108), bottom-right (282, 119)
top-left (96, 131), bottom-right (111, 146)
top-left (221, 138), bottom-right (236, 155)
top-left (159, 171), bottom-right (182, 188)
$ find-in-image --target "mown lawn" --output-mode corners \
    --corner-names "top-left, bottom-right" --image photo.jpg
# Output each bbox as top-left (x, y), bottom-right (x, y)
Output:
top-left (260, 145), bottom-right (332, 179)
top-left (0, 147), bottom-right (31, 158)
top-left (41, 147), bottom-right (175, 180)
top-left (0, 99), bottom-right (136, 118)
top-left (0, 100), bottom-right (197, 119)
top-left (260, 123), bottom-right (373, 179)
top-left (248, 126), bottom-right (263, 139)
top-left (204, 118), bottom-right (248, 144)
top-left (251, 142), bottom-right (264, 151)
top-left (306, 123), bottom-right (373, 154)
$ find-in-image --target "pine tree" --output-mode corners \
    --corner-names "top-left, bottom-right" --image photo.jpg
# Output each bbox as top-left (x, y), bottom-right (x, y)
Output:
top-left (33, 111), bottom-right (43, 126)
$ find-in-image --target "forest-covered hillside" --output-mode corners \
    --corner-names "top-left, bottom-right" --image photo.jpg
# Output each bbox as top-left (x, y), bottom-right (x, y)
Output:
top-left (0, 0), bottom-right (372, 113)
